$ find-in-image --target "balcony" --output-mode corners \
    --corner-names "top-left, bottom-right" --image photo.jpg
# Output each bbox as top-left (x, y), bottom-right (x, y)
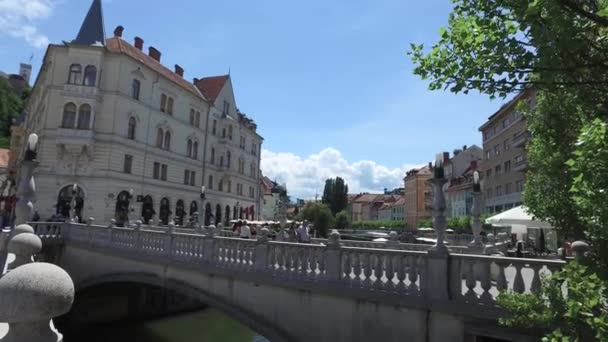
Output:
top-left (512, 132), bottom-right (531, 148)
top-left (62, 84), bottom-right (99, 98)
top-left (514, 158), bottom-right (528, 172)
top-left (55, 128), bottom-right (95, 157)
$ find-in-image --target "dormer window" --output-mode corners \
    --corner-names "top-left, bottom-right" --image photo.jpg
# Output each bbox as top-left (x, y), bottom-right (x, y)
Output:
top-left (68, 64), bottom-right (82, 84)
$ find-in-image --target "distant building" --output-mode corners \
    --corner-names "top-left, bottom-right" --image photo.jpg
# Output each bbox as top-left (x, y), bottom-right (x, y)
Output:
top-left (260, 176), bottom-right (286, 221)
top-left (479, 89), bottom-right (534, 213)
top-left (446, 160), bottom-right (480, 217)
top-left (442, 145), bottom-right (482, 217)
top-left (403, 164), bottom-right (433, 229)
top-left (348, 193), bottom-right (402, 222)
top-left (1, 62), bottom-right (32, 95)
top-left (377, 196), bottom-right (405, 221)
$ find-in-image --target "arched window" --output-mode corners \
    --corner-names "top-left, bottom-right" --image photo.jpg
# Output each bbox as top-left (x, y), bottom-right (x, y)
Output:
top-left (164, 131), bottom-right (171, 150)
top-left (226, 151), bottom-right (231, 168)
top-left (156, 128), bottom-right (164, 147)
top-left (77, 104), bottom-right (91, 129)
top-left (193, 141), bottom-right (199, 160)
top-left (83, 65), bottom-right (97, 86)
top-left (190, 201), bottom-right (198, 216)
top-left (62, 103), bottom-right (77, 128)
top-left (128, 117), bottom-right (136, 140)
top-left (228, 125), bottom-right (233, 140)
top-left (68, 64), bottom-right (82, 84)
top-left (132, 79), bottom-right (140, 100)
top-left (187, 140), bottom-right (192, 158)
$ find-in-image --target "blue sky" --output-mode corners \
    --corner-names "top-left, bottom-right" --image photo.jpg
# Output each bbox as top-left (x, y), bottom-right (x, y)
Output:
top-left (0, 0), bottom-right (503, 199)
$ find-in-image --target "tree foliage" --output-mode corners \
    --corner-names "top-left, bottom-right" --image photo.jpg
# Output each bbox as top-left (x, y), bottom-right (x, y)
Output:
top-left (350, 220), bottom-right (406, 230)
top-left (498, 262), bottom-right (608, 341)
top-left (299, 202), bottom-right (333, 238)
top-left (334, 210), bottom-right (350, 230)
top-left (321, 177), bottom-right (349, 215)
top-left (417, 218), bottom-right (433, 228)
top-left (0, 78), bottom-right (27, 148)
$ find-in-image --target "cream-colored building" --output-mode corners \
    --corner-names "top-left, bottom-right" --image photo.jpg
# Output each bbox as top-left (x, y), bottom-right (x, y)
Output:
top-left (11, 0), bottom-right (262, 226)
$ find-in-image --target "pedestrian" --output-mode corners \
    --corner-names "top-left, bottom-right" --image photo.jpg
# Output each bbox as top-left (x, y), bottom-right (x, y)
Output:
top-left (297, 222), bottom-right (311, 243)
top-left (32, 211), bottom-right (41, 222)
top-left (240, 221), bottom-right (251, 239)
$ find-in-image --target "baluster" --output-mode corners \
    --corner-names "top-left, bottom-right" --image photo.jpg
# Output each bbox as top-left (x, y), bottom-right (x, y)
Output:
top-left (282, 246), bottom-right (291, 276)
top-left (407, 256), bottom-right (419, 294)
top-left (362, 252), bottom-right (372, 288)
top-left (530, 264), bottom-right (542, 294)
top-left (479, 260), bottom-right (493, 303)
top-left (268, 245), bottom-right (276, 275)
top-left (352, 252), bottom-right (362, 287)
top-left (395, 255), bottom-right (406, 293)
top-left (513, 263), bottom-right (525, 294)
top-left (464, 259), bottom-right (477, 301)
top-left (373, 254), bottom-right (384, 289)
top-left (385, 254), bottom-right (395, 292)
top-left (342, 251), bottom-right (351, 283)
top-left (317, 249), bottom-right (326, 280)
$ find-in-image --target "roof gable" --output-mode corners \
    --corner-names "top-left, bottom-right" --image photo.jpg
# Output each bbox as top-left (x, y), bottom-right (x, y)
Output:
top-left (195, 75), bottom-right (229, 103)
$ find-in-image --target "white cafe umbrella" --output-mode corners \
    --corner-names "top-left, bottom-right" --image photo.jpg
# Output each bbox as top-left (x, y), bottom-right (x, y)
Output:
top-left (485, 205), bottom-right (552, 229)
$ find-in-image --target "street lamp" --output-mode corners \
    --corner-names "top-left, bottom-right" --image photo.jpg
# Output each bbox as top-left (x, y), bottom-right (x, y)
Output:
top-left (128, 188), bottom-right (134, 225)
top-left (429, 154), bottom-right (448, 255)
top-left (70, 183), bottom-right (78, 223)
top-left (470, 170), bottom-right (484, 249)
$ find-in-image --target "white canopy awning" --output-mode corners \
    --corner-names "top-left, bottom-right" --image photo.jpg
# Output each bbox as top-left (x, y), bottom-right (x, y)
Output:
top-left (485, 205), bottom-right (552, 229)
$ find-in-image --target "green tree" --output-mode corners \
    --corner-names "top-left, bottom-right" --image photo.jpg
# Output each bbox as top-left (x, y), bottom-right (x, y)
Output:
top-left (417, 218), bottom-right (433, 228)
top-left (300, 202), bottom-right (334, 238)
top-left (447, 216), bottom-right (472, 234)
top-left (334, 210), bottom-right (350, 230)
top-left (0, 78), bottom-right (26, 148)
top-left (321, 177), bottom-right (349, 215)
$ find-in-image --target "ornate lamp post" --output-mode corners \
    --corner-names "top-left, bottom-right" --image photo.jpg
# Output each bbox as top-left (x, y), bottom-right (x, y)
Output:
top-left (470, 170), bottom-right (484, 249)
top-left (429, 154), bottom-right (449, 255)
top-left (127, 188), bottom-right (134, 226)
top-left (69, 183), bottom-right (78, 223)
top-left (200, 186), bottom-right (206, 227)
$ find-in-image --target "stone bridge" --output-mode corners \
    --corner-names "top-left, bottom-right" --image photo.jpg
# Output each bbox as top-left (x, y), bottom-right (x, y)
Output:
top-left (32, 221), bottom-right (564, 342)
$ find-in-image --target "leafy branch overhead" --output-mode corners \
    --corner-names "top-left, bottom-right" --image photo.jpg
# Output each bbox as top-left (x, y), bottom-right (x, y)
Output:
top-left (408, 0), bottom-right (608, 98)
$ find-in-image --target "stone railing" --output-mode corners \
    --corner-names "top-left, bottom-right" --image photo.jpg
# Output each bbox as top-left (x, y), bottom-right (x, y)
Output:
top-left (33, 222), bottom-right (568, 311)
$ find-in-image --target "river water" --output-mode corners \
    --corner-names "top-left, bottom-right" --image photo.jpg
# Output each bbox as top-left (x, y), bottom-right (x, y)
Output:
top-left (64, 309), bottom-right (270, 342)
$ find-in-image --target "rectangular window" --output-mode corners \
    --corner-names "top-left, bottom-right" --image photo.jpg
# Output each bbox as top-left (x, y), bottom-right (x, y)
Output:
top-left (483, 131), bottom-right (488, 141)
top-left (496, 185), bottom-right (503, 196)
top-left (504, 160), bottom-right (511, 172)
top-left (153, 162), bottom-right (160, 179)
top-left (505, 183), bottom-right (512, 194)
top-left (218, 180), bottom-right (223, 192)
top-left (160, 94), bottom-right (167, 112)
top-left (495, 165), bottom-right (501, 175)
top-left (502, 118), bottom-right (509, 128)
top-left (208, 175), bottom-right (213, 189)
top-left (504, 139), bottom-right (510, 151)
top-left (227, 181), bottom-right (232, 193)
top-left (212, 120), bottom-right (217, 135)
top-left (516, 180), bottom-right (525, 192)
top-left (485, 151), bottom-right (490, 160)
top-left (494, 144), bottom-right (500, 155)
top-left (184, 170), bottom-right (190, 185)
top-left (189, 109), bottom-right (195, 126)
top-left (123, 155), bottom-right (133, 174)
top-left (190, 171), bottom-right (195, 186)
top-left (132, 79), bottom-right (140, 100)
top-left (223, 101), bottom-right (230, 115)
top-left (167, 97), bottom-right (174, 115)
top-left (161, 164), bottom-right (167, 181)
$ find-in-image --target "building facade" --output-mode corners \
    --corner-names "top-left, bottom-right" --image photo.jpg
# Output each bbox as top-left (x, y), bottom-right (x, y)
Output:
top-left (478, 89), bottom-right (534, 213)
top-left (377, 197), bottom-right (405, 221)
top-left (11, 0), bottom-right (262, 226)
top-left (443, 145), bottom-right (482, 217)
top-left (403, 165), bottom-right (433, 229)
top-left (260, 176), bottom-right (287, 222)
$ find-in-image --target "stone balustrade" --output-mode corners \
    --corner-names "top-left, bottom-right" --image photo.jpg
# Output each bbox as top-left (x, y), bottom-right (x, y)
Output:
top-left (31, 221), bottom-right (567, 309)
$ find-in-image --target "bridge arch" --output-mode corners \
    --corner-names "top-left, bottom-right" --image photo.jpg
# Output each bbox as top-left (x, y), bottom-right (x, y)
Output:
top-left (73, 272), bottom-right (292, 342)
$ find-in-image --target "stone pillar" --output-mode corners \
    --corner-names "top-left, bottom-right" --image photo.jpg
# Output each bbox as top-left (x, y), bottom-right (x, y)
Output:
top-left (427, 165), bottom-right (449, 301)
top-left (386, 231), bottom-right (399, 249)
top-left (254, 228), bottom-right (270, 271)
top-left (7, 231), bottom-right (41, 269)
top-left (203, 225), bottom-right (216, 263)
top-left (572, 240), bottom-right (590, 261)
top-left (469, 191), bottom-right (484, 250)
top-left (324, 230), bottom-right (343, 282)
top-left (429, 177), bottom-right (449, 255)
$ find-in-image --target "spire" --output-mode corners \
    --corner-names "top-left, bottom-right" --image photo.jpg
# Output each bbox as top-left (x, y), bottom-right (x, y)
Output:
top-left (73, 0), bottom-right (105, 46)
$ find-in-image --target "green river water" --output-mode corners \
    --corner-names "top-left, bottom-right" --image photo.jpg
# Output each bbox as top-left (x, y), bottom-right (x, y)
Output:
top-left (65, 309), bottom-right (269, 342)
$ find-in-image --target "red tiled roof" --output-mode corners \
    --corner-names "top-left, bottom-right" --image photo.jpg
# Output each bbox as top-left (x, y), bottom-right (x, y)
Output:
top-left (353, 194), bottom-right (380, 203)
top-left (194, 75), bottom-right (229, 103)
top-left (105, 37), bottom-right (203, 99)
top-left (0, 149), bottom-right (9, 168)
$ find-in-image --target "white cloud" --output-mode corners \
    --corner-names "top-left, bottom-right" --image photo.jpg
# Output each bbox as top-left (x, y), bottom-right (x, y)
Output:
top-left (0, 0), bottom-right (55, 48)
top-left (261, 147), bottom-right (423, 200)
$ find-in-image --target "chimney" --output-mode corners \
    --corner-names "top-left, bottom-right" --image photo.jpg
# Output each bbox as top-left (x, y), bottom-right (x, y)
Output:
top-left (193, 77), bottom-right (199, 84)
top-left (175, 64), bottom-right (184, 77)
top-left (134, 37), bottom-right (143, 50)
top-left (148, 47), bottom-right (161, 62)
top-left (443, 152), bottom-right (450, 163)
top-left (113, 25), bottom-right (124, 38)
top-left (463, 145), bottom-right (467, 150)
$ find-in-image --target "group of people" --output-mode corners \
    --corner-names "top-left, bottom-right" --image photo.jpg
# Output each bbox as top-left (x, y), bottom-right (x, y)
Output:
top-left (232, 220), bottom-right (257, 239)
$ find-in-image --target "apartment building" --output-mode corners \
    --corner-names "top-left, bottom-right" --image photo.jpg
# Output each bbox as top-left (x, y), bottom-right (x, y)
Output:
top-left (10, 0), bottom-right (263, 225)
top-left (403, 165), bottom-right (433, 229)
top-left (478, 89), bottom-right (534, 213)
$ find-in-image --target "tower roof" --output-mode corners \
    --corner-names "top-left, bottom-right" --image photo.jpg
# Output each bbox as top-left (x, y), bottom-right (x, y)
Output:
top-left (73, 0), bottom-right (105, 46)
